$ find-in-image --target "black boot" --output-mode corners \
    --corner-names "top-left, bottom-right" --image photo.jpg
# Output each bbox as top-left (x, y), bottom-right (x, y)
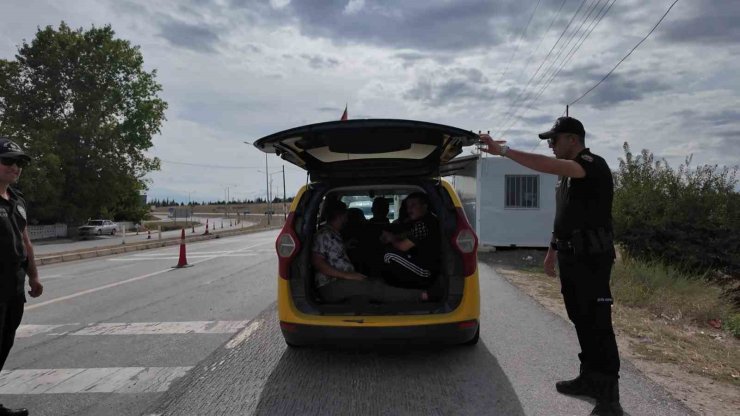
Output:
top-left (555, 364), bottom-right (597, 398)
top-left (0, 404), bottom-right (29, 416)
top-left (590, 375), bottom-right (623, 416)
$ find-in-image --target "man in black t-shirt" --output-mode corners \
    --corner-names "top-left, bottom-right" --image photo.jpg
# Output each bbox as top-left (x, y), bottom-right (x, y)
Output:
top-left (480, 117), bottom-right (622, 416)
top-left (380, 192), bottom-right (440, 290)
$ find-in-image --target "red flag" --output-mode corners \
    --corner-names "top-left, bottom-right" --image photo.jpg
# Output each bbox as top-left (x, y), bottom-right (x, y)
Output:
top-left (340, 105), bottom-right (348, 121)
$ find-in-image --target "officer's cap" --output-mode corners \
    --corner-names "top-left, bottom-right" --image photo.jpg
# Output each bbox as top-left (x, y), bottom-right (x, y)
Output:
top-left (0, 137), bottom-right (31, 162)
top-left (538, 117), bottom-right (586, 140)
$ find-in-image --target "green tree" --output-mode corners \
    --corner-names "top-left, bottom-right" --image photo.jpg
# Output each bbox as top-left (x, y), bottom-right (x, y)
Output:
top-left (613, 142), bottom-right (739, 292)
top-left (0, 22), bottom-right (166, 224)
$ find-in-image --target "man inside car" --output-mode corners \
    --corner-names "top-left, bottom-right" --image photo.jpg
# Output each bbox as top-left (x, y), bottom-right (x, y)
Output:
top-left (312, 200), bottom-right (427, 303)
top-left (380, 192), bottom-right (440, 290)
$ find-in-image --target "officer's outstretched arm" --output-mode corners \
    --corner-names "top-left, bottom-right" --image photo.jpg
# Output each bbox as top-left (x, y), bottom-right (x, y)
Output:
top-left (503, 148), bottom-right (586, 178)
top-left (479, 135), bottom-right (585, 177)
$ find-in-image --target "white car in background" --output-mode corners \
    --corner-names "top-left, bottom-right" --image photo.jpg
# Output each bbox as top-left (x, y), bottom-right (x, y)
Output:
top-left (78, 219), bottom-right (118, 237)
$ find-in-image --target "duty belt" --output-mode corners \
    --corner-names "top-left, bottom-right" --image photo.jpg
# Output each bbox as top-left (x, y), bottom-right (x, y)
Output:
top-left (552, 239), bottom-right (574, 252)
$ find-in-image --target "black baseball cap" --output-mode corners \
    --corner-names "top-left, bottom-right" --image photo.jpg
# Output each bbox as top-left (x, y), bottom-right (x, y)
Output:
top-left (0, 137), bottom-right (31, 161)
top-left (538, 117), bottom-right (586, 140)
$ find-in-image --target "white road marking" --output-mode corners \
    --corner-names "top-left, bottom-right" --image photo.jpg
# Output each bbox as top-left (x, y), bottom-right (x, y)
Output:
top-left (15, 324), bottom-right (80, 338)
top-left (0, 367), bottom-right (191, 394)
top-left (26, 241), bottom-right (272, 311)
top-left (71, 321), bottom-right (248, 336)
top-left (225, 320), bottom-right (262, 349)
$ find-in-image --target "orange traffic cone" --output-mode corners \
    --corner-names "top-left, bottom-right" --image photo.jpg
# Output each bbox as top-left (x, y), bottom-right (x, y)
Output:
top-left (173, 229), bottom-right (192, 268)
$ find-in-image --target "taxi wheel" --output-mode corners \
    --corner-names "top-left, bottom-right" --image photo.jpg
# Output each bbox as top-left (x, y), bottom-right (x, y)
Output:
top-left (463, 327), bottom-right (480, 346)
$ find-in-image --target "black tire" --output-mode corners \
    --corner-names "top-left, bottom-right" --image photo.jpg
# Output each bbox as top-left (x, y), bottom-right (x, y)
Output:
top-left (463, 327), bottom-right (480, 346)
top-left (96, 229), bottom-right (102, 236)
top-left (110, 228), bottom-right (117, 235)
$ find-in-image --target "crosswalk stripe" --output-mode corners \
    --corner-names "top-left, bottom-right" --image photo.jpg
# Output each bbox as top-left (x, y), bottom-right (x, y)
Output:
top-left (15, 324), bottom-right (80, 338)
top-left (71, 321), bottom-right (248, 336)
top-left (0, 367), bottom-right (191, 394)
top-left (17, 321), bottom-right (249, 337)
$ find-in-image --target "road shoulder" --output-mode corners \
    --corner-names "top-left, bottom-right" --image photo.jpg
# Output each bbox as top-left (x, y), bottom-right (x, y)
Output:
top-left (480, 250), bottom-right (739, 416)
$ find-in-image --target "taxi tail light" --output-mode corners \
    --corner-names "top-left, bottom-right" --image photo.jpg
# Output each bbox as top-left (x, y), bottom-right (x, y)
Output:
top-left (276, 212), bottom-right (301, 280)
top-left (451, 207), bottom-right (478, 276)
top-left (457, 320), bottom-right (478, 330)
top-left (280, 322), bottom-right (298, 333)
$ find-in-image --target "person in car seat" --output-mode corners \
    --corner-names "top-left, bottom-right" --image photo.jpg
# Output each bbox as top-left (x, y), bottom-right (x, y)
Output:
top-left (342, 207), bottom-right (366, 269)
top-left (312, 200), bottom-right (428, 303)
top-left (360, 197), bottom-right (392, 275)
top-left (380, 192), bottom-right (440, 289)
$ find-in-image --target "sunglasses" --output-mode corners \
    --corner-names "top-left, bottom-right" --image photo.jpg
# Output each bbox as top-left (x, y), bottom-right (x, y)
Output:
top-left (0, 157), bottom-right (29, 168)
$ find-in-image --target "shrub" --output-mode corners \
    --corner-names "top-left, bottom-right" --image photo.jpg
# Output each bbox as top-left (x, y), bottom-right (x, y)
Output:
top-left (613, 143), bottom-right (740, 303)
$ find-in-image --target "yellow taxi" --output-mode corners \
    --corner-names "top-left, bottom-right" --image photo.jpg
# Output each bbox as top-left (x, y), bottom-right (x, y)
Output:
top-left (254, 119), bottom-right (480, 346)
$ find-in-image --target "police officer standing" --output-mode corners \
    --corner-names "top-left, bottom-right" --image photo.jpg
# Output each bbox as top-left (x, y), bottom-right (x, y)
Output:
top-left (0, 137), bottom-right (43, 416)
top-left (480, 117), bottom-right (622, 416)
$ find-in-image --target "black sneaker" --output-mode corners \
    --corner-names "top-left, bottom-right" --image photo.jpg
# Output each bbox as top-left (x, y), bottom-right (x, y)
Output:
top-left (590, 374), bottom-right (624, 416)
top-left (555, 366), bottom-right (597, 398)
top-left (590, 401), bottom-right (624, 416)
top-left (0, 404), bottom-right (29, 416)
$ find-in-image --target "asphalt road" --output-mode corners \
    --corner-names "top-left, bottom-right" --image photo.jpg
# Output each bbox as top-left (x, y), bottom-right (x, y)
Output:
top-left (1, 231), bottom-right (693, 416)
top-left (0, 230), bottom-right (279, 416)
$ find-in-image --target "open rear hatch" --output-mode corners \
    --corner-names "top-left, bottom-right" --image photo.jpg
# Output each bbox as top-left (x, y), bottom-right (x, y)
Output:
top-left (253, 119), bottom-right (479, 180)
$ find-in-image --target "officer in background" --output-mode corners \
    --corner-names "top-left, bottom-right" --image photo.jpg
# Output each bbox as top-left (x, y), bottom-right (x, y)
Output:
top-left (0, 137), bottom-right (43, 416)
top-left (480, 117), bottom-right (622, 416)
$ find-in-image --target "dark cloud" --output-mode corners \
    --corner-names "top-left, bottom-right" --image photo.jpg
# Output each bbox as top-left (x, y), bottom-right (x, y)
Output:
top-left (300, 54), bottom-right (340, 69)
top-left (159, 20), bottom-right (221, 53)
top-left (404, 68), bottom-right (500, 106)
top-left (673, 109), bottom-right (740, 130)
top-left (700, 110), bottom-right (740, 126)
top-left (225, 0), bottom-right (570, 52)
top-left (558, 66), bottom-right (671, 109)
top-left (317, 106), bottom-right (341, 113)
top-left (659, 0), bottom-right (740, 44)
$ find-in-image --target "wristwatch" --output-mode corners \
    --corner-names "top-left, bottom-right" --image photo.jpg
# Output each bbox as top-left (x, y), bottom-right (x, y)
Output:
top-left (500, 145), bottom-right (509, 157)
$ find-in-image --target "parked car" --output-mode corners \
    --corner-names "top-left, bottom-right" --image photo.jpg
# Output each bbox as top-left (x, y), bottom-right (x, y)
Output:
top-left (254, 119), bottom-right (480, 347)
top-left (78, 219), bottom-right (118, 237)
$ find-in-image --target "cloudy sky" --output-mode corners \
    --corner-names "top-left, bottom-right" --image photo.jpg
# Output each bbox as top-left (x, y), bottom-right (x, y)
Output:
top-left (1, 0), bottom-right (738, 202)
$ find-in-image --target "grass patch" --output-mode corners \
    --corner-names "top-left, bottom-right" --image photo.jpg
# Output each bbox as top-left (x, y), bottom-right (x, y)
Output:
top-left (611, 256), bottom-right (739, 335)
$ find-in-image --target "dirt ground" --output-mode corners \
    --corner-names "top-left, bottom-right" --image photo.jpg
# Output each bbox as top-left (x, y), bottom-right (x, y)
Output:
top-left (479, 248), bottom-right (740, 416)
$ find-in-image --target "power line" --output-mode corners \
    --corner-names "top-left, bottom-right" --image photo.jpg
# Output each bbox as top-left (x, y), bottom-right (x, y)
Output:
top-left (494, 0), bottom-right (543, 89)
top-left (568, 0), bottom-right (680, 107)
top-left (514, 0), bottom-right (570, 90)
top-left (492, 0), bottom-right (590, 137)
top-left (499, 0), bottom-right (615, 138)
top-left (528, 0), bottom-right (615, 107)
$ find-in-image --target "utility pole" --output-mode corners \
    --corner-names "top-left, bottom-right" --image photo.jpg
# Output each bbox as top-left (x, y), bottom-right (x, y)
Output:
top-left (265, 151), bottom-right (271, 225)
top-left (244, 140), bottom-right (271, 225)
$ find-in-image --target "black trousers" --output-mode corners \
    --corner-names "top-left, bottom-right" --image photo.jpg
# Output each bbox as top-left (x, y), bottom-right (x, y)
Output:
top-left (381, 251), bottom-right (434, 289)
top-left (557, 252), bottom-right (620, 376)
top-left (0, 299), bottom-right (24, 371)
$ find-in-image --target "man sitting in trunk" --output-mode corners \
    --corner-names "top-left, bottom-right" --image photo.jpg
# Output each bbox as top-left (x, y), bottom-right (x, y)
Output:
top-left (312, 200), bottom-right (427, 303)
top-left (380, 192), bottom-right (441, 289)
